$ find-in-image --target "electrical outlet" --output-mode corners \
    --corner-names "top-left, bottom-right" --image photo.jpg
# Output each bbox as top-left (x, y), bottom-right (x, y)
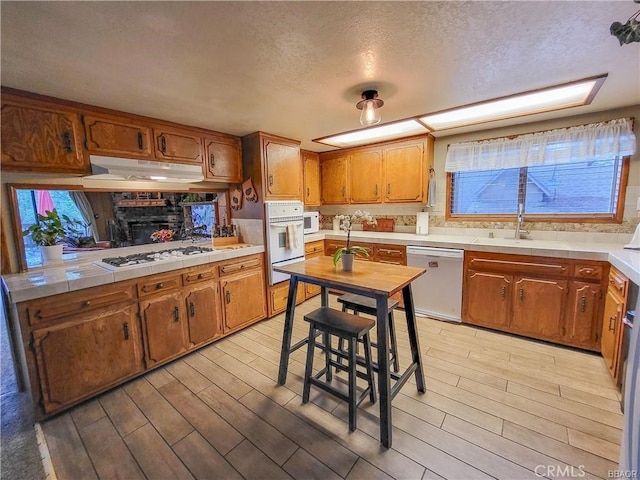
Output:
top-left (637, 196), bottom-right (640, 210)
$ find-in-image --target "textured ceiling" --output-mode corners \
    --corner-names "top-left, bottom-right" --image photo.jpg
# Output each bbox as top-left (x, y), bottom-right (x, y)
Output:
top-left (1, 1), bottom-right (639, 152)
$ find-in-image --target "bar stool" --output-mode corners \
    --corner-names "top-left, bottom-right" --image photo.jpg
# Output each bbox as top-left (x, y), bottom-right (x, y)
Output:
top-left (337, 293), bottom-right (400, 372)
top-left (302, 307), bottom-right (376, 432)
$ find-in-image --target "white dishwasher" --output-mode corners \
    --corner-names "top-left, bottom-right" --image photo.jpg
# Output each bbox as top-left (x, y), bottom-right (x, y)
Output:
top-left (406, 246), bottom-right (464, 322)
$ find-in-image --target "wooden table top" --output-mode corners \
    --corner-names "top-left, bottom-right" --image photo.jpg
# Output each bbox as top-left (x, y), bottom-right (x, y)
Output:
top-left (274, 256), bottom-right (426, 296)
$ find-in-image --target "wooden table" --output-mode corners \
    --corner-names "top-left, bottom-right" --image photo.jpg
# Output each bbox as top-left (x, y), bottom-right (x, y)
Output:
top-left (275, 256), bottom-right (426, 448)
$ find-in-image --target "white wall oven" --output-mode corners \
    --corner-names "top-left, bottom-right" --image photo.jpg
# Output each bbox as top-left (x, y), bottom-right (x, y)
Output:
top-left (265, 201), bottom-right (304, 285)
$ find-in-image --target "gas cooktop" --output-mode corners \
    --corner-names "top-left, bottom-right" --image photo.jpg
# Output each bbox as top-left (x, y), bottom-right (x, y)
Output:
top-left (97, 246), bottom-right (215, 269)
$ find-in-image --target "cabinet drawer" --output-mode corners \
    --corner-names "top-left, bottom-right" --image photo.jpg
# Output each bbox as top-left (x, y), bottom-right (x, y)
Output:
top-left (182, 267), bottom-right (216, 285)
top-left (324, 240), bottom-right (346, 256)
top-left (137, 274), bottom-right (182, 297)
top-left (467, 254), bottom-right (569, 277)
top-left (608, 267), bottom-right (628, 301)
top-left (375, 245), bottom-right (406, 265)
top-left (305, 241), bottom-right (324, 256)
top-left (573, 264), bottom-right (604, 280)
top-left (219, 255), bottom-right (262, 276)
top-left (26, 283), bottom-right (137, 326)
top-left (270, 281), bottom-right (305, 315)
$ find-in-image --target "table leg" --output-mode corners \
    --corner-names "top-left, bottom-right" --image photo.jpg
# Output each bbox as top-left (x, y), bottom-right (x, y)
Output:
top-left (320, 286), bottom-right (328, 307)
top-left (402, 285), bottom-right (425, 393)
top-left (278, 275), bottom-right (299, 385)
top-left (376, 294), bottom-right (391, 448)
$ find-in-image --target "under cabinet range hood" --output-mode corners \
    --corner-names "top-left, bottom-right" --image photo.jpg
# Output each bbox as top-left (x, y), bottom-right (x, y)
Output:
top-left (83, 155), bottom-right (204, 183)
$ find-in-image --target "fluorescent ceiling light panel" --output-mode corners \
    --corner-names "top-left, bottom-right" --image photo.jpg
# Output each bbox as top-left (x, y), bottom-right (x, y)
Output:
top-left (419, 75), bottom-right (606, 131)
top-left (315, 120), bottom-right (428, 148)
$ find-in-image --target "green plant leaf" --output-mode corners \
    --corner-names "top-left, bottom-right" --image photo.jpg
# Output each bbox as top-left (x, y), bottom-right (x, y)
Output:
top-left (332, 247), bottom-right (345, 266)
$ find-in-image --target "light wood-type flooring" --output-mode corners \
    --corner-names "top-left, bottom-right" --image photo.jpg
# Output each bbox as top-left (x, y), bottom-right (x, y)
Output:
top-left (40, 295), bottom-right (623, 480)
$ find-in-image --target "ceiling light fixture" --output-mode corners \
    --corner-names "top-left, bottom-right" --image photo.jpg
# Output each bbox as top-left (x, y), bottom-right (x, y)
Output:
top-left (418, 75), bottom-right (607, 131)
top-left (356, 90), bottom-right (384, 126)
top-left (314, 120), bottom-right (428, 148)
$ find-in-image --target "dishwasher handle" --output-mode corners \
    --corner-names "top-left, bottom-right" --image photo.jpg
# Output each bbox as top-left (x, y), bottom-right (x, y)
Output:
top-left (407, 246), bottom-right (464, 258)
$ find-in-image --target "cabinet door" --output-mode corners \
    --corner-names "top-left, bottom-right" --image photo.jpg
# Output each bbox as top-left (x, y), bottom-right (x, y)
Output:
top-left (263, 138), bottom-right (301, 199)
top-left (321, 156), bottom-right (348, 204)
top-left (601, 288), bottom-right (624, 375)
top-left (221, 269), bottom-right (267, 331)
top-left (302, 151), bottom-right (321, 206)
top-left (463, 271), bottom-right (512, 329)
top-left (565, 281), bottom-right (602, 350)
top-left (184, 282), bottom-right (222, 347)
top-left (153, 127), bottom-right (203, 164)
top-left (303, 240), bottom-right (324, 298)
top-left (383, 141), bottom-right (424, 202)
top-left (511, 277), bottom-right (566, 341)
top-left (140, 291), bottom-right (189, 367)
top-left (203, 135), bottom-right (242, 182)
top-left (32, 303), bottom-right (143, 413)
top-left (349, 149), bottom-right (382, 203)
top-left (83, 114), bottom-right (153, 158)
top-left (1, 101), bottom-right (86, 173)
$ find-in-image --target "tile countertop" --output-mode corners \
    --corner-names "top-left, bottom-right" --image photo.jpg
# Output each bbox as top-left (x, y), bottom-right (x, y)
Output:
top-left (2, 241), bottom-right (265, 304)
top-left (304, 230), bottom-right (640, 286)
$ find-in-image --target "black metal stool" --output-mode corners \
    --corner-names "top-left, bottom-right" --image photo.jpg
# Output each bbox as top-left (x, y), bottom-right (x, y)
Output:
top-left (302, 307), bottom-right (376, 432)
top-left (337, 293), bottom-right (400, 372)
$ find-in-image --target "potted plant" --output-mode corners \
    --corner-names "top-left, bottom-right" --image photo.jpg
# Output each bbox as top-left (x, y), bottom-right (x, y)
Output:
top-left (22, 209), bottom-right (70, 261)
top-left (332, 210), bottom-right (377, 271)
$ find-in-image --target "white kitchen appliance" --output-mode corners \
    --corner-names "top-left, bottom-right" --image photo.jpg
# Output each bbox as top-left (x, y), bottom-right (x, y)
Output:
top-left (265, 201), bottom-right (305, 285)
top-left (406, 246), bottom-right (464, 322)
top-left (303, 211), bottom-right (320, 234)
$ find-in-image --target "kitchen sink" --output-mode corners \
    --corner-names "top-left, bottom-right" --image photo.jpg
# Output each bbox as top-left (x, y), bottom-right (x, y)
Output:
top-left (470, 237), bottom-right (571, 249)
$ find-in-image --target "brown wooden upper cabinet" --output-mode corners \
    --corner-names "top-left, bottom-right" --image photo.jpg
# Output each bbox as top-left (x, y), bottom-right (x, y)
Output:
top-left (319, 135), bottom-right (433, 205)
top-left (349, 149), bottom-right (382, 203)
top-left (203, 134), bottom-right (242, 183)
top-left (82, 113), bottom-right (153, 159)
top-left (1, 95), bottom-right (87, 173)
top-left (321, 154), bottom-right (349, 204)
top-left (302, 150), bottom-right (321, 206)
top-left (153, 126), bottom-right (203, 164)
top-left (242, 132), bottom-right (302, 201)
top-left (383, 140), bottom-right (426, 203)
top-left (263, 136), bottom-right (301, 199)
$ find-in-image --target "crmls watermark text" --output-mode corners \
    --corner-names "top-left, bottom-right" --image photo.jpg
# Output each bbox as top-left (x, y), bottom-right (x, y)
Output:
top-left (608, 470), bottom-right (638, 479)
top-left (535, 465), bottom-right (586, 478)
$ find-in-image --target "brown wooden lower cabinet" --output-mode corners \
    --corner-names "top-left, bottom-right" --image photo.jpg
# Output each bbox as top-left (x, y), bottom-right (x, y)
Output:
top-left (140, 289), bottom-right (189, 368)
top-left (32, 303), bottom-right (144, 414)
top-left (601, 266), bottom-right (629, 383)
top-left (463, 251), bottom-right (607, 351)
top-left (14, 253), bottom-right (267, 419)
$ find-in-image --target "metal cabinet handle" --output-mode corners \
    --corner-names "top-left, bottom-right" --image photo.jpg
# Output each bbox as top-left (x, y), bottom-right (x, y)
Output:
top-left (342, 186), bottom-right (346, 197)
top-left (519, 288), bottom-right (524, 301)
top-left (156, 282), bottom-right (164, 289)
top-left (387, 184), bottom-right (391, 194)
top-left (62, 131), bottom-right (73, 153)
top-left (501, 286), bottom-right (506, 300)
top-left (137, 132), bottom-right (144, 150)
top-left (374, 184), bottom-right (378, 195)
top-left (210, 153), bottom-right (215, 168)
top-left (82, 300), bottom-right (91, 307)
top-left (189, 302), bottom-right (195, 317)
top-left (269, 175), bottom-right (274, 186)
top-left (609, 316), bottom-right (616, 333)
top-left (197, 273), bottom-right (204, 279)
top-left (123, 322), bottom-right (130, 340)
top-left (306, 187), bottom-right (310, 198)
top-left (226, 291), bottom-right (231, 304)
top-left (580, 296), bottom-right (586, 312)
top-left (174, 306), bottom-right (180, 322)
top-left (160, 135), bottom-right (167, 153)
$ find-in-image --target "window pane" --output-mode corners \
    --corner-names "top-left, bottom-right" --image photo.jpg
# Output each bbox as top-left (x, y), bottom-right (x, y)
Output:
top-left (451, 168), bottom-right (520, 214)
top-left (524, 160), bottom-right (621, 215)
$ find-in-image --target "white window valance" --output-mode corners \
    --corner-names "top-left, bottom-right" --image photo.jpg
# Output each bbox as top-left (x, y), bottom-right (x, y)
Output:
top-left (445, 118), bottom-right (637, 172)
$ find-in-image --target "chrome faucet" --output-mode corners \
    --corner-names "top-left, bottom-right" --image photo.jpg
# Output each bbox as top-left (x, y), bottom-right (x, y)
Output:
top-left (515, 203), bottom-right (529, 239)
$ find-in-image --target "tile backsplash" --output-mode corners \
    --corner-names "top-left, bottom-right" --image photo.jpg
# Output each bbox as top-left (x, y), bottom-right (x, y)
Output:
top-left (318, 205), bottom-right (639, 244)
